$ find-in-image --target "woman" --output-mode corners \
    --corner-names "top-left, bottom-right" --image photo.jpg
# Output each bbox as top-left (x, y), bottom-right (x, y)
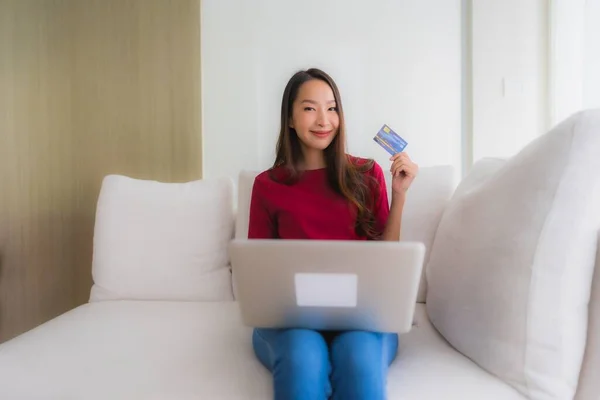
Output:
top-left (248, 68), bottom-right (419, 400)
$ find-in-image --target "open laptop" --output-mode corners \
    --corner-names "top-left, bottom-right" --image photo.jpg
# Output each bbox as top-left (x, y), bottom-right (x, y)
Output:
top-left (228, 239), bottom-right (426, 334)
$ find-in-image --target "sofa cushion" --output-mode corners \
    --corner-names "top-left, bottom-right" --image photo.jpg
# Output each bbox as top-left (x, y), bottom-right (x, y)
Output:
top-left (0, 301), bottom-right (268, 399)
top-left (575, 233), bottom-right (600, 400)
top-left (235, 165), bottom-right (455, 303)
top-left (391, 306), bottom-right (525, 399)
top-left (90, 175), bottom-right (235, 302)
top-left (0, 301), bottom-right (524, 400)
top-left (426, 109), bottom-right (600, 399)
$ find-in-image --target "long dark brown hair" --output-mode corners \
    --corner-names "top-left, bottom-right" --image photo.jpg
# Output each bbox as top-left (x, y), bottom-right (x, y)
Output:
top-left (270, 68), bottom-right (380, 239)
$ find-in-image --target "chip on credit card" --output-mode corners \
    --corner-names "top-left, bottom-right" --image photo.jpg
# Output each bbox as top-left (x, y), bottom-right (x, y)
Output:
top-left (373, 124), bottom-right (408, 156)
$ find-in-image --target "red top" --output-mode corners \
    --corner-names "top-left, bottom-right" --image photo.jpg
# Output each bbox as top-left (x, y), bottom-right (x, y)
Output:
top-left (247, 157), bottom-right (390, 240)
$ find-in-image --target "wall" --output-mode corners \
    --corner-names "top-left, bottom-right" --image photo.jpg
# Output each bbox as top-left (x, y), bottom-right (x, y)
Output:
top-left (0, 0), bottom-right (76, 342)
top-left (470, 0), bottom-right (549, 162)
top-left (0, 0), bottom-right (202, 343)
top-left (548, 0), bottom-right (600, 126)
top-left (548, 0), bottom-right (586, 126)
top-left (68, 0), bottom-right (203, 305)
top-left (583, 0), bottom-right (600, 110)
top-left (201, 0), bottom-right (463, 183)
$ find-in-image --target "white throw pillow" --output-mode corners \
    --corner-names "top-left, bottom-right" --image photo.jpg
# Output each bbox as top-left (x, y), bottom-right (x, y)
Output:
top-left (426, 109), bottom-right (600, 399)
top-left (574, 233), bottom-right (600, 400)
top-left (89, 175), bottom-right (235, 302)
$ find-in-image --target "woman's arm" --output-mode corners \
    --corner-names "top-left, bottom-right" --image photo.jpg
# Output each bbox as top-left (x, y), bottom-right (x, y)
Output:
top-left (381, 192), bottom-right (406, 241)
top-left (383, 152), bottom-right (418, 241)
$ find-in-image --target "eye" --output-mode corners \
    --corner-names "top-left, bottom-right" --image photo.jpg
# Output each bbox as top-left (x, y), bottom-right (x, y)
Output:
top-left (304, 107), bottom-right (315, 111)
top-left (328, 107), bottom-right (338, 112)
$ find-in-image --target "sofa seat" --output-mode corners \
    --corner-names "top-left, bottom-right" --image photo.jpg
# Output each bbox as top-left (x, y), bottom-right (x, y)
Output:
top-left (0, 301), bottom-right (524, 399)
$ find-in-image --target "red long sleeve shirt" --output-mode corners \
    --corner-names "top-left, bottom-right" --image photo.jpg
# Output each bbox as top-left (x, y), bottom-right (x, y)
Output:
top-left (247, 158), bottom-right (390, 240)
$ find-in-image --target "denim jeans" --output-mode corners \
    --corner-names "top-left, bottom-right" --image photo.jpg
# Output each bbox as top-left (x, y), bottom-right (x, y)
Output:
top-left (252, 327), bottom-right (399, 400)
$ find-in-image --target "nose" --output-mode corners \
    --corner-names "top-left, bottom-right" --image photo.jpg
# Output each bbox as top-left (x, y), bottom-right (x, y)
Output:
top-left (316, 109), bottom-right (328, 127)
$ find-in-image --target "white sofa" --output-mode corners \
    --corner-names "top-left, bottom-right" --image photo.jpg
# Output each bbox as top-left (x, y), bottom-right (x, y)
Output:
top-left (0, 110), bottom-right (599, 400)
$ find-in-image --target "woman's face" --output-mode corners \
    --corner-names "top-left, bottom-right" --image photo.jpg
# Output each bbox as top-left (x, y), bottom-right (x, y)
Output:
top-left (290, 79), bottom-right (340, 153)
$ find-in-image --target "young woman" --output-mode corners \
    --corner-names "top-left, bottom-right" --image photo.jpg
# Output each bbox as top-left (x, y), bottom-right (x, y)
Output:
top-left (248, 68), bottom-right (419, 400)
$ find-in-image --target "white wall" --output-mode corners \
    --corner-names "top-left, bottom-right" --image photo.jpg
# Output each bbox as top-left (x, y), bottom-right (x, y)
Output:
top-left (583, 0), bottom-right (600, 110)
top-left (470, 0), bottom-right (548, 163)
top-left (201, 0), bottom-right (462, 182)
top-left (549, 0), bottom-right (586, 126)
top-left (549, 0), bottom-right (600, 126)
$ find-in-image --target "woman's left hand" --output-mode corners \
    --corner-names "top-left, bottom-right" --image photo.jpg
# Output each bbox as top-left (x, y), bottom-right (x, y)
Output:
top-left (390, 152), bottom-right (418, 195)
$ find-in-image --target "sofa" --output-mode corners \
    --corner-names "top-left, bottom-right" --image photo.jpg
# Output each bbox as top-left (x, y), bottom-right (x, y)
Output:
top-left (0, 109), bottom-right (598, 400)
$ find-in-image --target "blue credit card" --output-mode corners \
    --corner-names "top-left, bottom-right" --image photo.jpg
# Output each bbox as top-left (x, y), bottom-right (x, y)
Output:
top-left (373, 124), bottom-right (408, 156)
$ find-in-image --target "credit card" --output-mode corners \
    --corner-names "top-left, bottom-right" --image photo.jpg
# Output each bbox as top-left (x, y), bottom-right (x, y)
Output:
top-left (373, 124), bottom-right (408, 156)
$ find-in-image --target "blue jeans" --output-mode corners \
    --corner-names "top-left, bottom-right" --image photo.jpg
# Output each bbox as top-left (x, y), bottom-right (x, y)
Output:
top-left (252, 328), bottom-right (399, 400)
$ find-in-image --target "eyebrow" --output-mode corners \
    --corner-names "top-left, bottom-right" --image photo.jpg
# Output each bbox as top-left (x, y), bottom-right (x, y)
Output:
top-left (300, 99), bottom-right (337, 105)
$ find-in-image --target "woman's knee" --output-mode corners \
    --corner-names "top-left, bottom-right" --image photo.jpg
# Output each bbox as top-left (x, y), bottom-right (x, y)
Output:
top-left (277, 329), bottom-right (329, 371)
top-left (254, 328), bottom-right (330, 372)
top-left (331, 331), bottom-right (398, 372)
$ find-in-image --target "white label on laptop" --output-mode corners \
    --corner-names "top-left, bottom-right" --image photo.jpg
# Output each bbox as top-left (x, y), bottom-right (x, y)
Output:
top-left (294, 273), bottom-right (357, 307)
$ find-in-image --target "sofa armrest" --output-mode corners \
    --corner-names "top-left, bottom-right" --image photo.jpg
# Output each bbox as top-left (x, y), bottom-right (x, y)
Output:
top-left (385, 165), bottom-right (456, 302)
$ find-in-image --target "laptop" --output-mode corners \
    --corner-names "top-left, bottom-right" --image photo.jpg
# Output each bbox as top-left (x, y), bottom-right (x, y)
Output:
top-left (228, 239), bottom-right (426, 334)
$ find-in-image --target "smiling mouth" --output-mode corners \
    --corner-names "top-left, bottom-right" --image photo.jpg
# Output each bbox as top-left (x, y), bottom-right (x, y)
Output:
top-left (311, 130), bottom-right (332, 138)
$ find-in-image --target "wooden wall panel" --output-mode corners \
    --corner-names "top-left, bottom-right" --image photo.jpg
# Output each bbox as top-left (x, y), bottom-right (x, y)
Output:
top-left (0, 0), bottom-right (202, 343)
top-left (69, 0), bottom-right (203, 303)
top-left (0, 0), bottom-right (78, 343)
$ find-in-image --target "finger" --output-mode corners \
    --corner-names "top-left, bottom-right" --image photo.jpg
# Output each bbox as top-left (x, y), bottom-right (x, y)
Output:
top-left (400, 163), bottom-right (419, 178)
top-left (398, 153), bottom-right (410, 163)
top-left (390, 151), bottom-right (410, 161)
top-left (392, 159), bottom-right (407, 170)
top-left (390, 161), bottom-right (405, 173)
top-left (397, 159), bottom-right (415, 169)
top-left (389, 152), bottom-right (402, 161)
top-left (393, 164), bottom-right (407, 177)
